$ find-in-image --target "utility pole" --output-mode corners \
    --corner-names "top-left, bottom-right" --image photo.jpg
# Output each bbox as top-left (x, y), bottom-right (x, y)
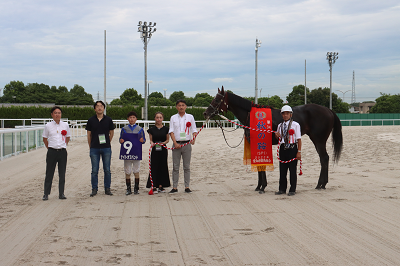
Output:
top-left (351, 71), bottom-right (356, 103)
top-left (138, 21), bottom-right (156, 120)
top-left (326, 52), bottom-right (339, 110)
top-left (305, 59), bottom-right (307, 104)
top-left (255, 38), bottom-right (261, 104)
top-left (104, 30), bottom-right (107, 114)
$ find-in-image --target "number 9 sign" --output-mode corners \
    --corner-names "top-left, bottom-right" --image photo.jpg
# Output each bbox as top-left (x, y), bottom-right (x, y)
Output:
top-left (123, 141), bottom-right (132, 154)
top-left (119, 133), bottom-right (142, 160)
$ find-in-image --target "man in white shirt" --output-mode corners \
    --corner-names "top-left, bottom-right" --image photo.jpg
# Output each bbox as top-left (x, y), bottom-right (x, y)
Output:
top-left (274, 105), bottom-right (302, 196)
top-left (42, 106), bottom-right (71, 200)
top-left (168, 99), bottom-right (198, 193)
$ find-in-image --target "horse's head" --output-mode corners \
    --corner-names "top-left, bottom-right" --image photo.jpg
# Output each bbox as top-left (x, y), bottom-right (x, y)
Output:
top-left (203, 86), bottom-right (229, 120)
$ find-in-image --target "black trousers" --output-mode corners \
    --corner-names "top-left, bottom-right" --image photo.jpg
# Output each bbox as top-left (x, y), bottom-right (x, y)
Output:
top-left (278, 144), bottom-right (298, 192)
top-left (44, 148), bottom-right (67, 195)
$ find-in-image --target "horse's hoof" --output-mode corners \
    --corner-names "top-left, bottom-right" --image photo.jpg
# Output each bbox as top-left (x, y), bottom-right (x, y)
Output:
top-left (259, 190), bottom-right (265, 194)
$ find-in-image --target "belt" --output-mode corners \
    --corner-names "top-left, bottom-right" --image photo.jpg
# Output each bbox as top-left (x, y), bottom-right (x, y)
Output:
top-left (49, 147), bottom-right (66, 151)
top-left (280, 143), bottom-right (297, 149)
top-left (176, 141), bottom-right (190, 144)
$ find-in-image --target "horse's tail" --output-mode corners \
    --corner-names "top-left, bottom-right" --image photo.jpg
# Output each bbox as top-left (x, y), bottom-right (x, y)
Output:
top-left (331, 111), bottom-right (343, 163)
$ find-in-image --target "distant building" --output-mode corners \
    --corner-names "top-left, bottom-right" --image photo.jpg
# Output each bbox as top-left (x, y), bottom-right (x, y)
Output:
top-left (359, 102), bottom-right (376, 114)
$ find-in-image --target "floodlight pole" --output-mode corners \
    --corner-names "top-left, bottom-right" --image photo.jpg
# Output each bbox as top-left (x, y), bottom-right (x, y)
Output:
top-left (104, 30), bottom-right (106, 114)
top-left (255, 38), bottom-right (261, 104)
top-left (326, 52), bottom-right (338, 110)
top-left (336, 90), bottom-right (351, 102)
top-left (138, 21), bottom-right (156, 120)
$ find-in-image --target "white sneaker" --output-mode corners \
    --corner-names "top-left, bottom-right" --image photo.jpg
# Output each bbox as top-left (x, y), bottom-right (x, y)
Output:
top-left (158, 188), bottom-right (166, 193)
top-left (153, 189), bottom-right (158, 194)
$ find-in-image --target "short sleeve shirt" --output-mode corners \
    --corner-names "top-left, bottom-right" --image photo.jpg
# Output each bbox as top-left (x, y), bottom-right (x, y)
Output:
top-left (42, 120), bottom-right (71, 149)
top-left (168, 113), bottom-right (197, 141)
top-left (86, 115), bottom-right (115, 148)
top-left (277, 120), bottom-right (301, 145)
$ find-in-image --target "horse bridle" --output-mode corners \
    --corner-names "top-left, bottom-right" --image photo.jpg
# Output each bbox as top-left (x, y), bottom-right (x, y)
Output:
top-left (207, 91), bottom-right (229, 118)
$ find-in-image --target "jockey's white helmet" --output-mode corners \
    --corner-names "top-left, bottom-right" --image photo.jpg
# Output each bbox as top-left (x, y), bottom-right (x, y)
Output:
top-left (281, 105), bottom-right (293, 113)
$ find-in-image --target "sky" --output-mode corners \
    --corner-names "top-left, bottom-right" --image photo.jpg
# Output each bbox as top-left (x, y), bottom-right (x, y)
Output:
top-left (1, 0), bottom-right (399, 104)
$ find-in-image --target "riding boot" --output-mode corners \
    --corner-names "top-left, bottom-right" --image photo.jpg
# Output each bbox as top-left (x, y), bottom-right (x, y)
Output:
top-left (133, 173), bottom-right (140, 194)
top-left (126, 177), bottom-right (132, 195)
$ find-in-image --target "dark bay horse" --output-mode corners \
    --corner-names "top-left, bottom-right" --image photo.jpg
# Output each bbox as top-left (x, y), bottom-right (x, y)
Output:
top-left (203, 87), bottom-right (343, 191)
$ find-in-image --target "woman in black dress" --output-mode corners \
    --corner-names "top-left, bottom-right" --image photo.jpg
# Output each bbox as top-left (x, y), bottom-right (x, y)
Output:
top-left (146, 112), bottom-right (170, 193)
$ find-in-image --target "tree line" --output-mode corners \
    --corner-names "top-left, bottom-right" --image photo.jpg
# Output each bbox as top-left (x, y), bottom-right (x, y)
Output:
top-left (1, 80), bottom-right (399, 113)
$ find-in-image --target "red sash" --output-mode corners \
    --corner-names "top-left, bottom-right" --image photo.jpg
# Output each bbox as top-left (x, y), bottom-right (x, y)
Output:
top-left (244, 108), bottom-right (273, 172)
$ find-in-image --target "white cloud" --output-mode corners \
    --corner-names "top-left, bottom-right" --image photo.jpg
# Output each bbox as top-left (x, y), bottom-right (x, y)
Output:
top-left (210, 78), bottom-right (233, 83)
top-left (0, 0), bottom-right (399, 103)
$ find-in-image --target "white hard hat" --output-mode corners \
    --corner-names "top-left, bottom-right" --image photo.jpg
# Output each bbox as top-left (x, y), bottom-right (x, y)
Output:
top-left (281, 105), bottom-right (293, 113)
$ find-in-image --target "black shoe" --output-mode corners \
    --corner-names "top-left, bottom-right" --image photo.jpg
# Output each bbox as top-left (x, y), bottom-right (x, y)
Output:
top-left (255, 187), bottom-right (261, 191)
top-left (105, 188), bottom-right (113, 196)
top-left (259, 190), bottom-right (265, 194)
top-left (169, 188), bottom-right (178, 193)
top-left (126, 188), bottom-right (132, 195)
top-left (185, 188), bottom-right (192, 193)
top-left (90, 189), bottom-right (97, 197)
top-left (287, 192), bottom-right (296, 196)
top-left (59, 194), bottom-right (67, 200)
top-left (133, 189), bottom-right (139, 195)
top-left (42, 194), bottom-right (48, 201)
top-left (275, 191), bottom-right (285, 195)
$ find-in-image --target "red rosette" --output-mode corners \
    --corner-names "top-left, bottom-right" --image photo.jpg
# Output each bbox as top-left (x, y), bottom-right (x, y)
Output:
top-left (288, 129), bottom-right (295, 135)
top-left (61, 130), bottom-right (67, 136)
top-left (185, 122), bottom-right (191, 135)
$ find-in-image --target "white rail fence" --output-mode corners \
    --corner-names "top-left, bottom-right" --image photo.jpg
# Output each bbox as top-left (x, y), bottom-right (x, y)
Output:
top-left (0, 118), bottom-right (238, 161)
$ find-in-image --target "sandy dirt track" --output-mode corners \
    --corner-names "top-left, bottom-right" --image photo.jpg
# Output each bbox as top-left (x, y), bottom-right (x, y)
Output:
top-left (1, 126), bottom-right (400, 266)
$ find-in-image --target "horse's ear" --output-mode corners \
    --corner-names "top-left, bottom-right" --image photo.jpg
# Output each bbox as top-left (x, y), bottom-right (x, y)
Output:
top-left (218, 87), bottom-right (220, 93)
top-left (221, 86), bottom-right (224, 93)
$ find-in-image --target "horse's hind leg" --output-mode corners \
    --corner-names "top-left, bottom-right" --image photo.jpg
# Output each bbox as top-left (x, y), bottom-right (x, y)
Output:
top-left (256, 171), bottom-right (267, 194)
top-left (315, 143), bottom-right (329, 189)
top-left (259, 171), bottom-right (267, 194)
top-left (255, 172), bottom-right (262, 191)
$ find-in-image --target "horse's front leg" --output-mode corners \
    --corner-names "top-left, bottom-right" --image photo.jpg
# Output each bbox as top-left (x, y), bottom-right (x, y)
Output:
top-left (315, 144), bottom-right (329, 189)
top-left (257, 171), bottom-right (267, 194)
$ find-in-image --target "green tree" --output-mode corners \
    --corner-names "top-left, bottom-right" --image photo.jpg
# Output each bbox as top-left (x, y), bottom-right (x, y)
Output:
top-left (148, 91), bottom-right (163, 99)
top-left (69, 84), bottom-right (94, 105)
top-left (169, 91), bottom-right (185, 103)
top-left (110, 98), bottom-right (123, 105)
top-left (2, 81), bottom-right (26, 103)
top-left (308, 87), bottom-right (349, 113)
top-left (258, 95), bottom-right (284, 109)
top-left (120, 88), bottom-right (142, 105)
top-left (286, 85), bottom-right (309, 107)
top-left (193, 92), bottom-right (213, 107)
top-left (370, 93), bottom-right (400, 113)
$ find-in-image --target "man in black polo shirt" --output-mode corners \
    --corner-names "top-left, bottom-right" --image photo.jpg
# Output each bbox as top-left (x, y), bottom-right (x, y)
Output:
top-left (86, 101), bottom-right (115, 197)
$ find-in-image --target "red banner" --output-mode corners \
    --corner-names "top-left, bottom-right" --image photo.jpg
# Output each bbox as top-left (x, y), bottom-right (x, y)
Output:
top-left (247, 108), bottom-right (273, 171)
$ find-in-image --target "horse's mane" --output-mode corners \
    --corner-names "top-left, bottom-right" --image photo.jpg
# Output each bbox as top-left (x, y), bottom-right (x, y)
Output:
top-left (251, 102), bottom-right (277, 109)
top-left (227, 92), bottom-right (276, 110)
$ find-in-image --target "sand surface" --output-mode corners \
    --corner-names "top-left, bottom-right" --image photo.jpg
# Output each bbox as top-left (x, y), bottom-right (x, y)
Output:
top-left (1, 126), bottom-right (400, 266)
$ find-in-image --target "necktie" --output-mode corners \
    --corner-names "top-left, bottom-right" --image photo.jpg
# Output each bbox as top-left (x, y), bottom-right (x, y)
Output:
top-left (283, 123), bottom-right (290, 148)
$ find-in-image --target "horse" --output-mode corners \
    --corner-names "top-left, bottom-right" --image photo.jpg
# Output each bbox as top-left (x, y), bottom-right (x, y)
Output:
top-left (203, 86), bottom-right (343, 191)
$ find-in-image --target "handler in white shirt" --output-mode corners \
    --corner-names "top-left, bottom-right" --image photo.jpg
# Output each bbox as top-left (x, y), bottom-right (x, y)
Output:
top-left (42, 106), bottom-right (71, 200)
top-left (168, 99), bottom-right (198, 193)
